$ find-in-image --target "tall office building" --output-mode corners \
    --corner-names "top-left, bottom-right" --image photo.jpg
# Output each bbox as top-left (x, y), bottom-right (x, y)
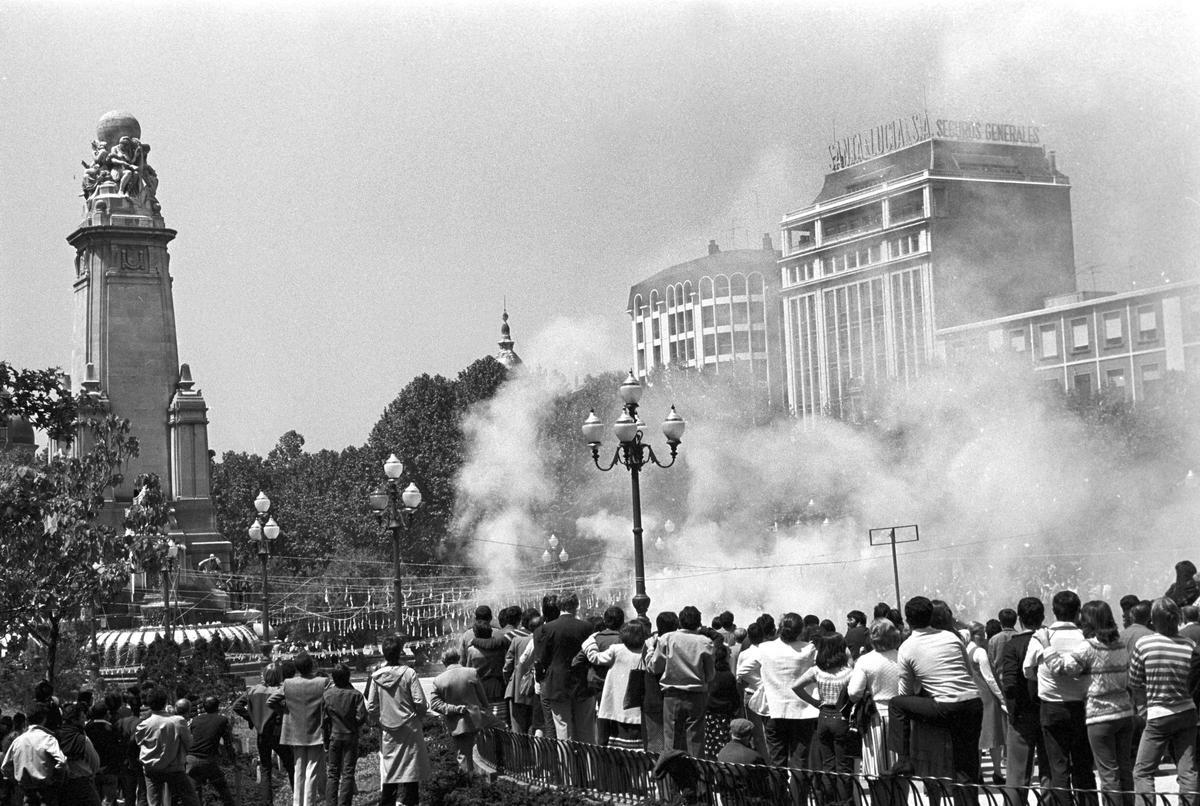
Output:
top-left (778, 118), bottom-right (1075, 417)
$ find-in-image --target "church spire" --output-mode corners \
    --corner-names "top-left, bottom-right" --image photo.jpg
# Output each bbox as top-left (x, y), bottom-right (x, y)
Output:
top-left (496, 305), bottom-right (522, 368)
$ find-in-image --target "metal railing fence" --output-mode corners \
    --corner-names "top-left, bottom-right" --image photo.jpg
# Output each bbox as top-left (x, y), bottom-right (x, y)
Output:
top-left (476, 727), bottom-right (1188, 806)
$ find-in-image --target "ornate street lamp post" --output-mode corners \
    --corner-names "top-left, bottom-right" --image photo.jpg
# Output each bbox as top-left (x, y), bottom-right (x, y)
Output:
top-left (583, 371), bottom-right (685, 620)
top-left (369, 454), bottom-right (423, 635)
top-left (542, 533), bottom-right (569, 564)
top-left (248, 492), bottom-right (280, 650)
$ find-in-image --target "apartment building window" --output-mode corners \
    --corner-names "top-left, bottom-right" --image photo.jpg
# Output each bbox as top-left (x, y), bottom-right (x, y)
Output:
top-left (891, 233), bottom-right (920, 258)
top-left (1137, 305), bottom-right (1158, 342)
top-left (1073, 373), bottom-right (1092, 399)
top-left (1039, 324), bottom-right (1059, 359)
top-left (1070, 318), bottom-right (1089, 352)
top-left (1010, 329), bottom-right (1027, 352)
top-left (1105, 367), bottom-right (1126, 389)
top-left (890, 189), bottom-right (925, 224)
top-left (1102, 312), bottom-right (1123, 346)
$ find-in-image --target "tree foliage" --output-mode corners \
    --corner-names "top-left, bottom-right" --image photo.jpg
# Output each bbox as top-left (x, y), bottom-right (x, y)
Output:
top-left (0, 363), bottom-right (172, 678)
top-left (0, 362), bottom-right (77, 443)
top-left (210, 357), bottom-right (511, 584)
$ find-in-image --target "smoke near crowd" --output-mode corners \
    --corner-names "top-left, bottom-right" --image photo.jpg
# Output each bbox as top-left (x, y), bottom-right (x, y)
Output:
top-left (454, 324), bottom-right (1199, 623)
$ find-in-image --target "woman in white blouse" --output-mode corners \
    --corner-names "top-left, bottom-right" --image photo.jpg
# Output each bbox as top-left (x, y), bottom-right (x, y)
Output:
top-left (848, 618), bottom-right (901, 777)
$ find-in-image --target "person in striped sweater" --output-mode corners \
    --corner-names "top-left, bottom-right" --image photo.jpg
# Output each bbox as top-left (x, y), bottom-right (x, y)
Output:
top-left (1128, 597), bottom-right (1197, 801)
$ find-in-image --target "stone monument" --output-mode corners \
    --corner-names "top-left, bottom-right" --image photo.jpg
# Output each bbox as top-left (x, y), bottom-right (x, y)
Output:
top-left (67, 110), bottom-right (229, 570)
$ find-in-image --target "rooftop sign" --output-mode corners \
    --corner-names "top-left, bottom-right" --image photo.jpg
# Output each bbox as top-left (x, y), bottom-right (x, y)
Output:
top-left (828, 113), bottom-right (931, 171)
top-left (828, 112), bottom-right (1042, 170)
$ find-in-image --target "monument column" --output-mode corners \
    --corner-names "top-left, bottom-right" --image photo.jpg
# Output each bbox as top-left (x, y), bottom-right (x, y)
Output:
top-left (67, 110), bottom-right (229, 568)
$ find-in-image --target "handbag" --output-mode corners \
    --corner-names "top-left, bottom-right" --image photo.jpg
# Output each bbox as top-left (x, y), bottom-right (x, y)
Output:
top-left (624, 660), bottom-right (647, 709)
top-left (835, 686), bottom-right (863, 759)
top-left (851, 689), bottom-right (876, 734)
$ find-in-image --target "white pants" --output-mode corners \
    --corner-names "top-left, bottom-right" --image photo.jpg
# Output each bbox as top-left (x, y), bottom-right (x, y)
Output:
top-left (291, 744), bottom-right (326, 806)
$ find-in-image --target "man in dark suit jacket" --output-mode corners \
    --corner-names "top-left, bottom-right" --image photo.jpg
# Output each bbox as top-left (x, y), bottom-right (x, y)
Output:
top-left (1000, 596), bottom-right (1049, 790)
top-left (431, 649), bottom-right (490, 774)
top-left (534, 591), bottom-right (596, 743)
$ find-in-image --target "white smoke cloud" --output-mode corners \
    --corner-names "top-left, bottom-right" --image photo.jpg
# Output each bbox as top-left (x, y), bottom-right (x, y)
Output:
top-left (453, 324), bottom-right (1198, 629)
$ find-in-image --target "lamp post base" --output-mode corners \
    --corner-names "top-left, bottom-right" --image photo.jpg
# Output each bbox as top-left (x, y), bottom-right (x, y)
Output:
top-left (632, 592), bottom-right (651, 621)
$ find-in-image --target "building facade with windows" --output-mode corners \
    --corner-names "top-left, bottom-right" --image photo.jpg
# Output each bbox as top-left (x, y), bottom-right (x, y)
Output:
top-left (778, 136), bottom-right (1075, 418)
top-left (627, 236), bottom-right (783, 409)
top-left (938, 280), bottom-right (1200, 402)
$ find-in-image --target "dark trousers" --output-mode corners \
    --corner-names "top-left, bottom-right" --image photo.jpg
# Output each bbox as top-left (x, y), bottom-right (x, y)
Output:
top-left (119, 766), bottom-right (147, 806)
top-left (1088, 718), bottom-right (1133, 806)
top-left (1006, 710), bottom-right (1048, 787)
top-left (18, 788), bottom-right (58, 806)
top-left (889, 695), bottom-right (984, 783)
top-left (1041, 700), bottom-right (1097, 806)
top-left (539, 696), bottom-right (557, 739)
top-left (379, 782), bottom-right (420, 806)
top-left (186, 755), bottom-right (234, 806)
top-left (256, 729), bottom-right (295, 787)
top-left (144, 770), bottom-right (200, 806)
top-left (326, 735), bottom-right (359, 806)
top-left (765, 716), bottom-right (818, 768)
top-left (812, 709), bottom-right (854, 806)
top-left (61, 778), bottom-right (100, 806)
top-left (510, 700), bottom-right (534, 734)
top-left (662, 689), bottom-right (708, 757)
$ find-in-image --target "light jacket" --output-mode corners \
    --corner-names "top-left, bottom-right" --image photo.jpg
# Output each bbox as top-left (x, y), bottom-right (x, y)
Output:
top-left (269, 675), bottom-right (331, 747)
top-left (367, 664), bottom-right (428, 731)
top-left (649, 629), bottom-right (715, 692)
top-left (0, 725), bottom-right (67, 788)
top-left (134, 712), bottom-right (191, 774)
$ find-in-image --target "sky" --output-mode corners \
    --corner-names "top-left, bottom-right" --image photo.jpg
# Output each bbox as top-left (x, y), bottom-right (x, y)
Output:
top-left (1, 1), bottom-right (1198, 454)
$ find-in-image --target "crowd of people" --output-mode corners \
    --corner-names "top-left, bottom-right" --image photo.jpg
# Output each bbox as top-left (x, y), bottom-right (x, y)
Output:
top-left (441, 561), bottom-right (1200, 805)
top-left (3, 559), bottom-right (1200, 806)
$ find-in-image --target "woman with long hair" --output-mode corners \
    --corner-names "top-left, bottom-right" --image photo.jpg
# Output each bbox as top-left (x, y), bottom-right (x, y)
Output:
top-left (703, 639), bottom-right (740, 759)
top-left (1045, 600), bottom-right (1133, 806)
top-left (795, 633), bottom-right (855, 806)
